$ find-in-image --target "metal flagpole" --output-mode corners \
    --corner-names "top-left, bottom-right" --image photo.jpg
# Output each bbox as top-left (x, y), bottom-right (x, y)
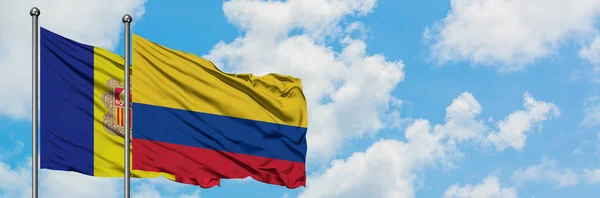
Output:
top-left (30, 7), bottom-right (40, 198)
top-left (122, 14), bottom-right (132, 198)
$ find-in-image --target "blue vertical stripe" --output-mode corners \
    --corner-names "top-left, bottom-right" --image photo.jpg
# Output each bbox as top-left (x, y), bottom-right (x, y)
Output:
top-left (40, 27), bottom-right (95, 175)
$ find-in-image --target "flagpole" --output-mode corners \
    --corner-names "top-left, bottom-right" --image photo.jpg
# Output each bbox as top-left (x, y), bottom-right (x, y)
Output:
top-left (30, 7), bottom-right (40, 198)
top-left (122, 14), bottom-right (132, 198)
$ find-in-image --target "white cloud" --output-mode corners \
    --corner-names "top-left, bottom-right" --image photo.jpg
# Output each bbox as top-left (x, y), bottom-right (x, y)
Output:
top-left (0, 0), bottom-right (147, 119)
top-left (425, 0), bottom-right (600, 72)
top-left (384, 98), bottom-right (413, 130)
top-left (580, 35), bottom-right (600, 78)
top-left (583, 169), bottom-right (600, 184)
top-left (0, 157), bottom-right (121, 198)
top-left (297, 122), bottom-right (448, 198)
top-left (485, 92), bottom-right (560, 151)
top-left (220, 0), bottom-right (376, 41)
top-left (443, 176), bottom-right (518, 198)
top-left (40, 170), bottom-right (122, 198)
top-left (580, 35), bottom-right (600, 66)
top-left (207, 0), bottom-right (404, 162)
top-left (512, 157), bottom-right (579, 188)
top-left (438, 92), bottom-right (487, 142)
top-left (298, 92), bottom-right (510, 198)
top-left (582, 96), bottom-right (600, 126)
top-left (297, 92), bottom-right (482, 198)
top-left (297, 91), bottom-right (558, 198)
top-left (0, 157), bottom-right (30, 198)
top-left (0, 156), bottom-right (202, 198)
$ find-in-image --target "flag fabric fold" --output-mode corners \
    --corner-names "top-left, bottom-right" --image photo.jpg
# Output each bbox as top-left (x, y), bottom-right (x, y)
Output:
top-left (39, 27), bottom-right (218, 187)
top-left (131, 34), bottom-right (308, 188)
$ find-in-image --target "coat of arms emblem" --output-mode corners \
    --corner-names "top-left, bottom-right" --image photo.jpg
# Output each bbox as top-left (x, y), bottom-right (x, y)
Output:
top-left (101, 78), bottom-right (132, 139)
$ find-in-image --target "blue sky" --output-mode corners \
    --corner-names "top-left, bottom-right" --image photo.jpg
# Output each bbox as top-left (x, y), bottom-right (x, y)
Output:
top-left (1, 0), bottom-right (600, 197)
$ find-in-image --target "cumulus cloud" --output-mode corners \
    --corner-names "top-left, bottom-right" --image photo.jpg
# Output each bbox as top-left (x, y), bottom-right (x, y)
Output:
top-left (220, 0), bottom-right (376, 41)
top-left (438, 92), bottom-right (487, 142)
top-left (424, 0), bottom-right (600, 72)
top-left (297, 91), bottom-right (556, 198)
top-left (0, 156), bottom-right (202, 198)
top-left (0, 0), bottom-right (147, 119)
top-left (443, 176), bottom-right (518, 198)
top-left (297, 92), bottom-right (484, 198)
top-left (206, 0), bottom-right (404, 162)
top-left (485, 92), bottom-right (560, 151)
top-left (0, 157), bottom-right (121, 198)
top-left (512, 157), bottom-right (579, 188)
top-left (0, 157), bottom-right (30, 198)
top-left (296, 121), bottom-right (450, 198)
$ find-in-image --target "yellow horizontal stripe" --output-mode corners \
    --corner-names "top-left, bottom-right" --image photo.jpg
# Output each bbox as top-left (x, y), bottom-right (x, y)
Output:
top-left (131, 34), bottom-right (308, 128)
top-left (92, 46), bottom-right (176, 180)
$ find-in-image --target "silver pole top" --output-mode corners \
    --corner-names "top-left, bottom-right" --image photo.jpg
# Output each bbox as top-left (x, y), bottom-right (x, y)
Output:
top-left (122, 14), bottom-right (132, 23)
top-left (30, 7), bottom-right (40, 16)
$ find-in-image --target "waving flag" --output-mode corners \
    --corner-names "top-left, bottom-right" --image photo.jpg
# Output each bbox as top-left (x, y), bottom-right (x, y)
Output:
top-left (131, 34), bottom-right (308, 188)
top-left (39, 27), bottom-right (218, 187)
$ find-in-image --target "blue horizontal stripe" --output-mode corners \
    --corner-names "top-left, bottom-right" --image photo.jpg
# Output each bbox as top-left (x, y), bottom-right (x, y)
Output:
top-left (132, 103), bottom-right (307, 163)
top-left (40, 27), bottom-right (94, 176)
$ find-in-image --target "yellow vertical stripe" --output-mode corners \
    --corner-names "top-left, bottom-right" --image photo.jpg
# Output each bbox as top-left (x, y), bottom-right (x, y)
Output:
top-left (92, 46), bottom-right (175, 179)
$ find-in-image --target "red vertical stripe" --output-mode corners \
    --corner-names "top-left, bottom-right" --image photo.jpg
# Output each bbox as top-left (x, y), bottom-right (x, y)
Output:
top-left (115, 108), bottom-right (119, 126)
top-left (120, 108), bottom-right (124, 126)
top-left (118, 108), bottom-right (123, 126)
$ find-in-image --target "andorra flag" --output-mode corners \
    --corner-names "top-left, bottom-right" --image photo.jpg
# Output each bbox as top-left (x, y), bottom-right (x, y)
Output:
top-left (39, 27), bottom-right (218, 187)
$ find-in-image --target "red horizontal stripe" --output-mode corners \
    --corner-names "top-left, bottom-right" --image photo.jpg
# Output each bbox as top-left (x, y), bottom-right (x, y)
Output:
top-left (175, 176), bottom-right (220, 188)
top-left (132, 139), bottom-right (306, 188)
